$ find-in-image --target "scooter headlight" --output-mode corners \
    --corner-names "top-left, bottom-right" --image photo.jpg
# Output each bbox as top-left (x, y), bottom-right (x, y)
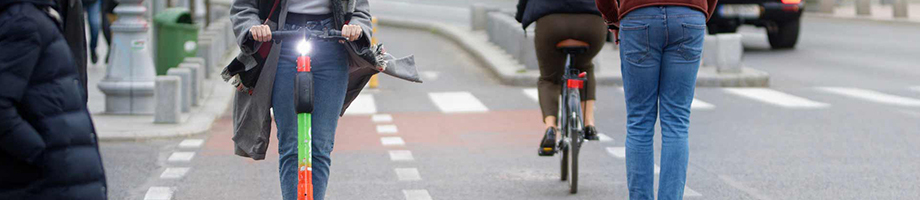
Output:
top-left (296, 39), bottom-right (312, 55)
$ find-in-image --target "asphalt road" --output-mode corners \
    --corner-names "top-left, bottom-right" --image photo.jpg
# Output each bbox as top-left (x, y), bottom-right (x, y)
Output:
top-left (97, 3), bottom-right (920, 199)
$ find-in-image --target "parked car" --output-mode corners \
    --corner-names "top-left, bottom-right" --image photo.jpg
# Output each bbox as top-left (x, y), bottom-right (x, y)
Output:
top-left (707, 0), bottom-right (804, 49)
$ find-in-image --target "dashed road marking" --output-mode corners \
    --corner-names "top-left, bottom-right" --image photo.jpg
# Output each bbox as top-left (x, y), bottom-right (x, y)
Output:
top-left (167, 152), bottom-right (195, 162)
top-left (344, 94), bottom-right (377, 115)
top-left (160, 167), bottom-right (190, 179)
top-left (403, 189), bottom-right (433, 200)
top-left (421, 71), bottom-right (440, 81)
top-left (376, 125), bottom-right (398, 134)
top-left (372, 114), bottom-right (393, 123)
top-left (691, 98), bottom-right (716, 110)
top-left (380, 137), bottom-right (405, 146)
top-left (606, 147), bottom-right (626, 158)
top-left (819, 87), bottom-right (920, 107)
top-left (178, 139), bottom-right (204, 149)
top-left (596, 133), bottom-right (614, 142)
top-left (389, 150), bottom-right (414, 161)
top-left (428, 92), bottom-right (489, 113)
top-left (144, 187), bottom-right (174, 200)
top-left (523, 88), bottom-right (539, 102)
top-left (724, 88), bottom-right (829, 108)
top-left (395, 168), bottom-right (422, 181)
top-left (685, 186), bottom-right (703, 197)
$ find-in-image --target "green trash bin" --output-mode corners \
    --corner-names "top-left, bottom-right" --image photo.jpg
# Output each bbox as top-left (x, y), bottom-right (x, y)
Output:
top-left (154, 8), bottom-right (199, 75)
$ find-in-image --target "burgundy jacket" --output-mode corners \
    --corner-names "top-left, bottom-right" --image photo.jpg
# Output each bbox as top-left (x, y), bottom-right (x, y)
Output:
top-left (595, 0), bottom-right (718, 28)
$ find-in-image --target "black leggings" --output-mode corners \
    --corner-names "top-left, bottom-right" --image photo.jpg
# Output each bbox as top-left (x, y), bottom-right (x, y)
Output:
top-left (534, 14), bottom-right (607, 119)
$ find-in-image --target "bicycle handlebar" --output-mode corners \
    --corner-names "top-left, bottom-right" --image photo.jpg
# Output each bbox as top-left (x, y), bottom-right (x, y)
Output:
top-left (271, 29), bottom-right (347, 41)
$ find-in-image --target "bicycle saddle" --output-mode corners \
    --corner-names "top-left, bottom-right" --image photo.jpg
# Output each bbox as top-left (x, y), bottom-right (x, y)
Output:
top-left (556, 39), bottom-right (590, 54)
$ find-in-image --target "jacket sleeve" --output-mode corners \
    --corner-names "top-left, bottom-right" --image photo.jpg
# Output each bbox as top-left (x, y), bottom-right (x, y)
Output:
top-left (230, 0), bottom-right (265, 55)
top-left (349, 0), bottom-right (373, 46)
top-left (515, 0), bottom-right (528, 23)
top-left (0, 16), bottom-right (46, 165)
top-left (595, 0), bottom-right (619, 28)
top-left (707, 0), bottom-right (719, 21)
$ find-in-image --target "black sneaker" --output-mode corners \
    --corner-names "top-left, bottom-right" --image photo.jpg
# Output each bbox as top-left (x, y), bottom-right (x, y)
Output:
top-left (584, 126), bottom-right (599, 141)
top-left (538, 127), bottom-right (556, 156)
top-left (90, 51), bottom-right (98, 64)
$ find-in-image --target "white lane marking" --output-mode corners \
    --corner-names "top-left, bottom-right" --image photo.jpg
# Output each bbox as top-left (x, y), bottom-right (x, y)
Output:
top-left (167, 152), bottom-right (195, 162)
top-left (685, 186), bottom-right (703, 197)
top-left (380, 137), bottom-right (405, 146)
top-left (691, 98), bottom-right (715, 110)
top-left (389, 150), bottom-right (415, 161)
top-left (395, 168), bottom-right (422, 181)
top-left (371, 114), bottom-right (393, 123)
top-left (421, 71), bottom-right (440, 81)
top-left (724, 88), bottom-right (829, 108)
top-left (597, 133), bottom-right (614, 142)
top-left (428, 92), bottom-right (489, 113)
top-left (523, 88), bottom-right (539, 102)
top-left (403, 189), bottom-right (433, 200)
top-left (719, 175), bottom-right (772, 200)
top-left (376, 125), bottom-right (398, 134)
top-left (344, 94), bottom-right (377, 115)
top-left (654, 164), bottom-right (661, 174)
top-left (144, 187), bottom-right (174, 200)
top-left (606, 147), bottom-right (626, 158)
top-left (819, 87), bottom-right (920, 107)
top-left (178, 139), bottom-right (204, 149)
top-left (160, 168), bottom-right (190, 179)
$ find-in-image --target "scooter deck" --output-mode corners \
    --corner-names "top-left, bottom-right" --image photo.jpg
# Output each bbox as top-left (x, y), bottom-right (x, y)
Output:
top-left (297, 113), bottom-right (313, 200)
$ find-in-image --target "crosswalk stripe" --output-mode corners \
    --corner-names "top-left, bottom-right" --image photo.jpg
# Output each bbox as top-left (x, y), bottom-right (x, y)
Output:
top-left (597, 133), bottom-right (614, 142)
top-left (178, 139), bottom-right (204, 149)
top-left (606, 147), bottom-right (626, 158)
top-left (403, 189), bottom-right (433, 200)
top-left (428, 92), bottom-right (489, 113)
top-left (725, 88), bottom-right (829, 108)
top-left (167, 152), bottom-right (195, 162)
top-left (691, 98), bottom-right (715, 110)
top-left (376, 125), bottom-right (398, 134)
top-left (685, 186), bottom-right (703, 197)
top-left (523, 88), bottom-right (539, 102)
top-left (344, 94), bottom-right (377, 115)
top-left (371, 114), bottom-right (393, 123)
top-left (380, 137), bottom-right (405, 146)
top-left (395, 168), bottom-right (422, 181)
top-left (819, 87), bottom-right (920, 107)
top-left (160, 168), bottom-right (190, 179)
top-left (389, 150), bottom-right (415, 161)
top-left (144, 187), bottom-right (174, 200)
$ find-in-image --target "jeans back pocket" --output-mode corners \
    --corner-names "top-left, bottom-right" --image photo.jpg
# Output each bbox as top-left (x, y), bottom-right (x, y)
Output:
top-left (620, 24), bottom-right (651, 66)
top-left (679, 23), bottom-right (706, 61)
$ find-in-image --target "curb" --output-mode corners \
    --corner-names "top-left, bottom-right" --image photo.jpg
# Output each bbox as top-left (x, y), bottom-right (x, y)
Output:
top-left (376, 16), bottom-right (769, 87)
top-left (95, 49), bottom-right (237, 141)
top-left (805, 12), bottom-right (920, 25)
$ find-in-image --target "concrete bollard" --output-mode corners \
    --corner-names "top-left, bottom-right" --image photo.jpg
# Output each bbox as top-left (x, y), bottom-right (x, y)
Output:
top-left (714, 34), bottom-right (744, 74)
top-left (894, 0), bottom-right (908, 18)
top-left (819, 0), bottom-right (836, 13)
top-left (154, 76), bottom-right (181, 124)
top-left (197, 36), bottom-right (214, 76)
top-left (183, 57), bottom-right (209, 79)
top-left (471, 3), bottom-right (500, 31)
top-left (178, 63), bottom-right (203, 106)
top-left (224, 20), bottom-right (235, 52)
top-left (166, 68), bottom-right (193, 112)
top-left (702, 34), bottom-right (717, 67)
top-left (857, 0), bottom-right (872, 16)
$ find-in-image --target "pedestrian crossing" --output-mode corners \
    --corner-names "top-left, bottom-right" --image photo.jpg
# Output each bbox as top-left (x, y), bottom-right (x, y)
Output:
top-left (341, 87), bottom-right (920, 115)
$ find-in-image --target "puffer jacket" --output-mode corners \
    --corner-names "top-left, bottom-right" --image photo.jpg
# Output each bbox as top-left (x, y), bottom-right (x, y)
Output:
top-left (0, 0), bottom-right (107, 199)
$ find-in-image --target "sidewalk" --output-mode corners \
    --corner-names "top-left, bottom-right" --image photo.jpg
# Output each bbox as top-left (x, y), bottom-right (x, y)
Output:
top-left (809, 2), bottom-right (920, 23)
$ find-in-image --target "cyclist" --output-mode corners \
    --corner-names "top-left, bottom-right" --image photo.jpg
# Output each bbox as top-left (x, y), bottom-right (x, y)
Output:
top-left (228, 0), bottom-right (371, 199)
top-left (515, 0), bottom-right (607, 154)
top-left (596, 0), bottom-right (716, 199)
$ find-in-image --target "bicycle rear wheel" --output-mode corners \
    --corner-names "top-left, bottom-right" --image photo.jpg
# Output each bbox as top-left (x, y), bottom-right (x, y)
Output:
top-left (566, 90), bottom-right (583, 194)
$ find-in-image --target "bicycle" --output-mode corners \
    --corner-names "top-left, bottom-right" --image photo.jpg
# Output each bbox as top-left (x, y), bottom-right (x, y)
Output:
top-left (539, 39), bottom-right (590, 194)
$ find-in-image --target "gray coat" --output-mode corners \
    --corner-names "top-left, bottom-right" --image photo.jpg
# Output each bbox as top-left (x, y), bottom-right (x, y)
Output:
top-left (227, 0), bottom-right (421, 160)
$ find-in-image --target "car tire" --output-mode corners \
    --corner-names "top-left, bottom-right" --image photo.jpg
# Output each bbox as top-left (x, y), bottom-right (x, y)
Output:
top-left (768, 19), bottom-right (800, 49)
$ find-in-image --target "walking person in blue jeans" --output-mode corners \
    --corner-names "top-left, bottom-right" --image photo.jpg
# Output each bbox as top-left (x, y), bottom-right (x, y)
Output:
top-left (596, 0), bottom-right (716, 199)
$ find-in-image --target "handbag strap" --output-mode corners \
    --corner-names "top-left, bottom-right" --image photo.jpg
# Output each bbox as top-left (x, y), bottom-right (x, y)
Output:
top-left (263, 0), bottom-right (280, 24)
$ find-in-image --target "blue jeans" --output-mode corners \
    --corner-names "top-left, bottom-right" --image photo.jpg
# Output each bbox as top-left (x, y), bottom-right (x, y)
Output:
top-left (618, 6), bottom-right (705, 200)
top-left (85, 0), bottom-right (102, 52)
top-left (272, 18), bottom-right (348, 200)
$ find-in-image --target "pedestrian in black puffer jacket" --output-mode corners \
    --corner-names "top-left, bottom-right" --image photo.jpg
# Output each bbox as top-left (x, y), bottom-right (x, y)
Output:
top-left (0, 0), bottom-right (108, 199)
